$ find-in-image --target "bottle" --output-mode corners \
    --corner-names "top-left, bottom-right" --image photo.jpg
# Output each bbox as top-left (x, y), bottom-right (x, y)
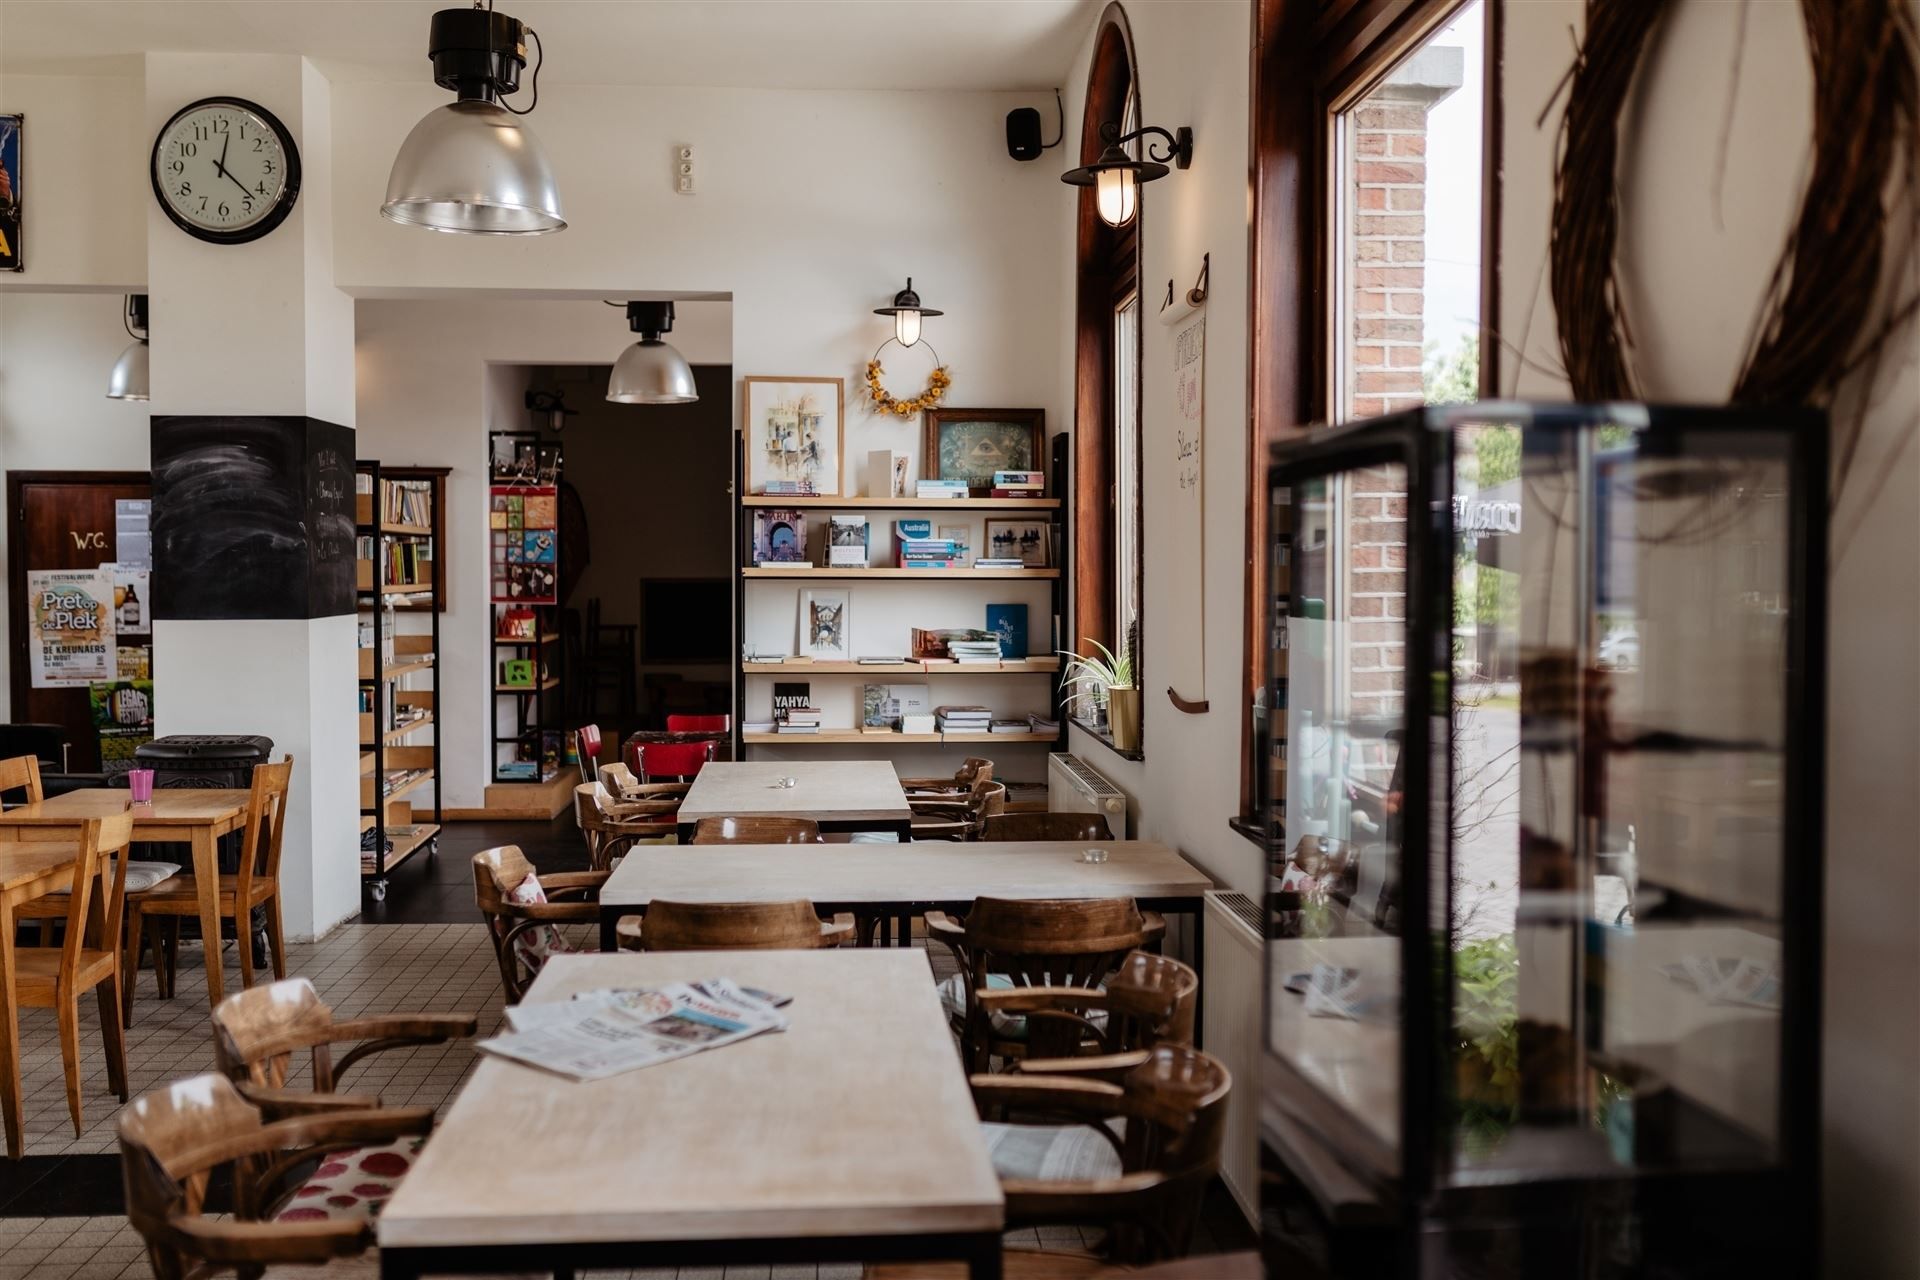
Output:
top-left (119, 582), bottom-right (141, 630)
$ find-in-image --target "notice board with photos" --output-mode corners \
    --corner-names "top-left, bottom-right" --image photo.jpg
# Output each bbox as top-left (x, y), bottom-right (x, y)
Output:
top-left (489, 486), bottom-right (560, 604)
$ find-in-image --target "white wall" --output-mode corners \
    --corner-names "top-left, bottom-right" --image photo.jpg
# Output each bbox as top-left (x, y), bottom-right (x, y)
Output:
top-left (1054, 0), bottom-right (1262, 896)
top-left (1502, 3), bottom-right (1920, 1271)
top-left (0, 69), bottom-right (146, 291)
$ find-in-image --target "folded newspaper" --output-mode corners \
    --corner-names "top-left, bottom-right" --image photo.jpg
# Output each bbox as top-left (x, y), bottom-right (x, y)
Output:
top-left (1661, 955), bottom-right (1781, 1010)
top-left (479, 981), bottom-right (791, 1081)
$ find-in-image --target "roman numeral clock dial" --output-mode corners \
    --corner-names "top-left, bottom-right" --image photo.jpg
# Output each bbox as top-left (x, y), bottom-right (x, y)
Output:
top-left (150, 97), bottom-right (301, 244)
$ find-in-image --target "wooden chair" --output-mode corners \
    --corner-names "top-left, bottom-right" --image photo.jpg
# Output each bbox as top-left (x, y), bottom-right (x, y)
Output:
top-left (119, 1072), bottom-right (434, 1280)
top-left (984, 812), bottom-right (1116, 842)
top-left (473, 844), bottom-right (609, 1003)
top-left (0, 752), bottom-right (43, 808)
top-left (990, 951), bottom-right (1198, 1079)
top-left (129, 755), bottom-right (294, 1004)
top-left (573, 780), bottom-right (682, 870)
top-left (899, 756), bottom-right (994, 798)
top-left (574, 723), bottom-right (604, 783)
top-left (4, 812), bottom-right (134, 1139)
top-left (867, 1046), bottom-right (1233, 1278)
top-left (617, 899), bottom-right (856, 951)
top-left (690, 816), bottom-right (822, 844)
top-left (910, 775), bottom-right (1006, 841)
top-left (212, 977), bottom-right (478, 1110)
top-left (926, 898), bottom-right (1166, 1071)
top-left (631, 737), bottom-right (716, 782)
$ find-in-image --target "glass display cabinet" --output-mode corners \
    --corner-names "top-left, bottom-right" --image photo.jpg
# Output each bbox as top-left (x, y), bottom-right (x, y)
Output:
top-left (1257, 403), bottom-right (1825, 1278)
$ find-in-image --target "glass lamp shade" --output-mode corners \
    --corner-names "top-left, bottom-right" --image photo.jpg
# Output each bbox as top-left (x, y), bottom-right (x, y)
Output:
top-left (894, 308), bottom-right (923, 348)
top-left (1096, 166), bottom-right (1138, 227)
top-left (607, 339), bottom-right (699, 404)
top-left (381, 99), bottom-right (566, 235)
top-left (106, 340), bottom-right (149, 401)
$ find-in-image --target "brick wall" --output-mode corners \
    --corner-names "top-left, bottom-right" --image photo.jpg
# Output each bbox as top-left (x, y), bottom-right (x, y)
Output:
top-left (1345, 464), bottom-right (1408, 741)
top-left (1348, 95), bottom-right (1435, 419)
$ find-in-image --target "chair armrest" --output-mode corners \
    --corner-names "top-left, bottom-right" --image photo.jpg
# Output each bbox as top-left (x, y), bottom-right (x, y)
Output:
top-left (1000, 1170), bottom-right (1172, 1226)
top-left (539, 871), bottom-right (612, 892)
top-left (233, 1085), bottom-right (385, 1119)
top-left (924, 912), bottom-right (966, 940)
top-left (822, 913), bottom-right (856, 946)
top-left (1141, 910), bottom-right (1168, 947)
top-left (327, 1013), bottom-right (480, 1085)
top-left (1011, 1050), bottom-right (1151, 1083)
top-left (975, 987), bottom-right (1113, 1015)
top-left (968, 1073), bottom-right (1124, 1119)
top-left (167, 1106), bottom-right (435, 1184)
top-left (908, 797), bottom-right (972, 815)
top-left (174, 1215), bottom-right (372, 1266)
top-left (503, 899), bottom-right (602, 922)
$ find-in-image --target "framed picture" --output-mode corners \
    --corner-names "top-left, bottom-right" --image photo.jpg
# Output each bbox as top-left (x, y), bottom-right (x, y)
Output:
top-left (0, 114), bottom-right (19, 271)
top-left (985, 519), bottom-right (1050, 568)
top-left (924, 408), bottom-right (1045, 496)
top-left (744, 376), bottom-right (845, 496)
top-left (798, 588), bottom-right (851, 661)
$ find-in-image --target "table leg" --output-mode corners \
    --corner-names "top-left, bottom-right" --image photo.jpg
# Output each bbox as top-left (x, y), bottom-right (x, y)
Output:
top-left (0, 899), bottom-right (20, 1159)
top-left (966, 1233), bottom-right (1004, 1280)
top-left (191, 828), bottom-right (223, 1007)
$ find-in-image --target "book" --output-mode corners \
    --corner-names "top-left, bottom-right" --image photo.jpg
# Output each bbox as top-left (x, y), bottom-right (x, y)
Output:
top-left (938, 523), bottom-right (971, 566)
top-left (858, 655), bottom-right (907, 665)
top-left (868, 450), bottom-right (907, 499)
top-left (993, 470), bottom-right (1045, 487)
top-left (915, 480), bottom-right (969, 500)
top-left (974, 558), bottom-right (1027, 570)
top-left (900, 712), bottom-right (937, 735)
top-left (753, 509), bottom-right (809, 564)
top-left (772, 682), bottom-right (812, 714)
top-left (901, 560), bottom-right (957, 570)
top-left (990, 719), bottom-right (1031, 734)
top-left (911, 628), bottom-right (997, 660)
top-left (828, 514), bottom-right (870, 568)
top-left (889, 684), bottom-right (933, 719)
top-left (863, 684), bottom-right (895, 729)
top-left (985, 603), bottom-right (1029, 659)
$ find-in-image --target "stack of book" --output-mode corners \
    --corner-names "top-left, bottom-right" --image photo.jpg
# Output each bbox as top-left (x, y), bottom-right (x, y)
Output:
top-left (935, 705), bottom-right (994, 734)
top-left (901, 710), bottom-right (937, 735)
top-left (775, 707), bottom-right (823, 734)
top-left (975, 558), bottom-right (1026, 570)
top-left (948, 636), bottom-right (1003, 663)
top-left (1027, 711), bottom-right (1062, 735)
top-left (895, 519), bottom-right (960, 569)
top-left (915, 479), bottom-right (969, 500)
top-left (990, 470), bottom-right (1045, 499)
top-left (762, 480), bottom-right (817, 497)
top-left (990, 718), bottom-right (1031, 735)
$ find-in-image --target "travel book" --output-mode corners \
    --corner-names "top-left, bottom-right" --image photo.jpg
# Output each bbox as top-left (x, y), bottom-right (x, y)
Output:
top-left (985, 603), bottom-right (1029, 659)
top-left (828, 514), bottom-right (870, 567)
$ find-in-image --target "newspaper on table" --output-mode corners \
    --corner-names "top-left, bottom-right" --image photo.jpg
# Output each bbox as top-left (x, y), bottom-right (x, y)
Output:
top-left (479, 980), bottom-right (790, 1081)
top-left (1661, 955), bottom-right (1781, 1010)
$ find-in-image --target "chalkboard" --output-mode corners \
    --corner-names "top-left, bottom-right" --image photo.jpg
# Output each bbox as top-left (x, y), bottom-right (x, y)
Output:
top-left (151, 415), bottom-right (357, 620)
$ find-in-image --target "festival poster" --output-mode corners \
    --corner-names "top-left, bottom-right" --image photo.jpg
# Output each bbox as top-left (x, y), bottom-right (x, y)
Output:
top-left (89, 679), bottom-right (154, 770)
top-left (28, 568), bottom-right (115, 687)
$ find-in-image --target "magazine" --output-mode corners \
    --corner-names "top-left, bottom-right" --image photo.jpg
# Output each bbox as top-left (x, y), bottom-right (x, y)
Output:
top-left (482, 981), bottom-right (790, 1081)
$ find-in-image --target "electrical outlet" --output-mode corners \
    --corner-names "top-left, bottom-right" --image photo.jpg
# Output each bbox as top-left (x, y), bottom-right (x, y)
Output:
top-left (675, 144), bottom-right (695, 194)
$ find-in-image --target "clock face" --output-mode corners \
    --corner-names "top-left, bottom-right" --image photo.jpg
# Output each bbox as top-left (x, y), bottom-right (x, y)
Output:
top-left (151, 97), bottom-right (301, 244)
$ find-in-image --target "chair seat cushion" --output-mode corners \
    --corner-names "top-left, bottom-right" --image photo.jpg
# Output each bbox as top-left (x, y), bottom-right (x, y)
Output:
top-left (43, 861), bottom-right (180, 894)
top-left (981, 1121), bottom-right (1124, 1183)
top-left (938, 974), bottom-right (1108, 1040)
top-left (498, 871), bottom-right (580, 970)
top-left (275, 1137), bottom-right (424, 1223)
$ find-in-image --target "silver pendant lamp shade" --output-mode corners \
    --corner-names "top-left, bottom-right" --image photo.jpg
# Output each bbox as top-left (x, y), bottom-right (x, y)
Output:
top-left (106, 294), bottom-right (149, 402)
top-left (608, 301), bottom-right (699, 405)
top-left (380, 7), bottom-right (566, 236)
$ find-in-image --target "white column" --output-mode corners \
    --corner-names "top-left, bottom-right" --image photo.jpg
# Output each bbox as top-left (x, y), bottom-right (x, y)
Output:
top-left (145, 53), bottom-right (359, 939)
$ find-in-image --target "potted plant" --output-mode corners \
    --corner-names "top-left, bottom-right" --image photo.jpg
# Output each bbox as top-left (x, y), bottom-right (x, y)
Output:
top-left (1060, 639), bottom-right (1139, 752)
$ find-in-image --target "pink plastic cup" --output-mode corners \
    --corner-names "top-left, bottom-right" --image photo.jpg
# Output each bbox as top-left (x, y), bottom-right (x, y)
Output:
top-left (127, 769), bottom-right (155, 804)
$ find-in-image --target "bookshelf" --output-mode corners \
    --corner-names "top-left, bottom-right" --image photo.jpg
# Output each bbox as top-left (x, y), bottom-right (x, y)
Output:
top-left (355, 463), bottom-right (447, 903)
top-left (733, 435), bottom-right (1070, 768)
top-left (488, 431), bottom-right (567, 786)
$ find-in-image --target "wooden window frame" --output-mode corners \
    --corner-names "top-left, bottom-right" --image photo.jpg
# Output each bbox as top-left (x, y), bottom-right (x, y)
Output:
top-left (1236, 0), bottom-right (1502, 832)
top-left (1073, 2), bottom-right (1148, 757)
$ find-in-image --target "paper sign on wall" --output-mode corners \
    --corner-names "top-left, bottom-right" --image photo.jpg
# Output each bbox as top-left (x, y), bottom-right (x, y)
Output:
top-left (1162, 291), bottom-right (1207, 708)
top-left (28, 568), bottom-right (115, 687)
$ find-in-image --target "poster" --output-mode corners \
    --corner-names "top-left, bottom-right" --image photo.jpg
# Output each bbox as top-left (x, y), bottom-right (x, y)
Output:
top-left (89, 679), bottom-right (154, 771)
top-left (28, 568), bottom-right (115, 687)
top-left (1162, 292), bottom-right (1207, 706)
top-left (114, 499), bottom-right (152, 569)
top-left (0, 114), bottom-right (19, 272)
top-left (104, 562), bottom-right (150, 634)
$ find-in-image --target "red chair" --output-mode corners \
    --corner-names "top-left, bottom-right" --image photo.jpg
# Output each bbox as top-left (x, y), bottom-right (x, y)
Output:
top-left (574, 724), bottom-right (604, 783)
top-left (665, 714), bottom-right (731, 735)
top-left (629, 738), bottom-right (715, 783)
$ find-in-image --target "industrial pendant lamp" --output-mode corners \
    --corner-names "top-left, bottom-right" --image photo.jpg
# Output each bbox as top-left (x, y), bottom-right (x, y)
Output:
top-left (1060, 120), bottom-right (1194, 228)
top-left (872, 278), bottom-right (942, 348)
top-left (106, 294), bottom-right (149, 402)
top-left (607, 302), bottom-right (699, 405)
top-left (381, 6), bottom-right (566, 235)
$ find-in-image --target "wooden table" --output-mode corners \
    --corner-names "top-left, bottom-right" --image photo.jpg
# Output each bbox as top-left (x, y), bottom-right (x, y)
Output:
top-left (376, 949), bottom-right (1005, 1278)
top-left (0, 789), bottom-right (250, 1005)
top-left (675, 760), bottom-right (913, 841)
top-left (0, 841), bottom-right (83, 1159)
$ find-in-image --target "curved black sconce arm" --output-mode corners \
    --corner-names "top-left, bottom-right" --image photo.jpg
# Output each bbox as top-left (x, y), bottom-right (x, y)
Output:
top-left (1098, 120), bottom-right (1195, 169)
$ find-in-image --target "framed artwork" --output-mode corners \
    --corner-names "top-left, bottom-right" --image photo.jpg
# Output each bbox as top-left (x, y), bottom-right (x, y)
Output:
top-left (985, 519), bottom-right (1050, 568)
top-left (924, 408), bottom-right (1045, 496)
top-left (744, 376), bottom-right (845, 496)
top-left (798, 588), bottom-right (851, 661)
top-left (0, 114), bottom-right (19, 271)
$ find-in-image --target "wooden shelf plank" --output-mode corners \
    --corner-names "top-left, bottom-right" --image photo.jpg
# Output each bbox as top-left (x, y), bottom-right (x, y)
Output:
top-left (493, 632), bottom-right (560, 646)
top-left (362, 714), bottom-right (435, 747)
top-left (742, 731), bottom-right (1059, 745)
top-left (367, 769), bottom-right (435, 807)
top-left (741, 496), bottom-right (1059, 510)
top-left (742, 566), bottom-right (1058, 580)
top-left (362, 823), bottom-right (439, 877)
top-left (495, 677), bottom-right (561, 693)
top-left (381, 522), bottom-right (434, 536)
top-left (373, 659), bottom-right (436, 682)
top-left (740, 659), bottom-right (1059, 675)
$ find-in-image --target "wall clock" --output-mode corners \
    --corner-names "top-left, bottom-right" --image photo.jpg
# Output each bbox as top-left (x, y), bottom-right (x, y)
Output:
top-left (150, 97), bottom-right (301, 244)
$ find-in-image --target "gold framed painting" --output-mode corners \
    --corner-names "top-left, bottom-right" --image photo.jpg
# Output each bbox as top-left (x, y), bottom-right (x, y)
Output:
top-left (743, 376), bottom-right (845, 496)
top-left (924, 407), bottom-right (1045, 496)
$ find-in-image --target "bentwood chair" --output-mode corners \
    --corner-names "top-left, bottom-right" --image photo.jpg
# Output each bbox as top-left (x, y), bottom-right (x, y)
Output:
top-left (690, 816), bottom-right (822, 844)
top-left (983, 812), bottom-right (1116, 842)
top-left (926, 898), bottom-right (1166, 1071)
top-left (473, 845), bottom-right (609, 1004)
top-left (867, 1046), bottom-right (1233, 1278)
top-left (991, 951), bottom-right (1198, 1079)
top-left (6, 812), bottom-right (135, 1138)
top-left (909, 775), bottom-right (1006, 841)
top-left (616, 899), bottom-right (856, 951)
top-left (129, 755), bottom-right (295, 1003)
top-left (899, 757), bottom-right (994, 798)
top-left (120, 1073), bottom-right (433, 1279)
top-left (630, 737), bottom-right (716, 783)
top-left (573, 781), bottom-right (681, 869)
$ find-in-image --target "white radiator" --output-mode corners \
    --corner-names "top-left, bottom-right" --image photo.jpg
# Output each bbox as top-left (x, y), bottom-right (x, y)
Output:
top-left (1203, 889), bottom-right (1264, 1228)
top-left (1046, 752), bottom-right (1129, 837)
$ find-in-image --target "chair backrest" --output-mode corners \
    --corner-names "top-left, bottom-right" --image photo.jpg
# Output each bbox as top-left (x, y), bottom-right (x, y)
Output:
top-left (234, 755), bottom-right (295, 909)
top-left (640, 899), bottom-right (839, 951)
top-left (959, 897), bottom-right (1156, 990)
top-left (575, 724), bottom-right (603, 782)
top-left (983, 811), bottom-right (1114, 842)
top-left (472, 844), bottom-right (536, 915)
top-left (211, 977), bottom-right (334, 1091)
top-left (634, 738), bottom-right (714, 781)
top-left (1111, 1046), bottom-right (1233, 1260)
top-left (120, 1073), bottom-right (276, 1275)
top-left (1104, 951), bottom-right (1200, 1050)
top-left (691, 815), bottom-right (821, 844)
top-left (60, 812), bottom-right (135, 972)
top-left (0, 752), bottom-right (44, 809)
top-left (956, 756), bottom-right (994, 786)
top-left (665, 714), bottom-right (730, 734)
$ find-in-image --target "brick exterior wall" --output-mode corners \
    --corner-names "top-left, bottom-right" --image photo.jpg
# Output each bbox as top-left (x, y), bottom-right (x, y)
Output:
top-left (1345, 464), bottom-right (1409, 737)
top-left (1348, 94), bottom-right (1436, 419)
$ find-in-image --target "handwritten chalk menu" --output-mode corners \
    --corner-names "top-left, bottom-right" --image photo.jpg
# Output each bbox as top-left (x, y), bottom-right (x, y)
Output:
top-left (489, 485), bottom-right (559, 604)
top-left (29, 568), bottom-right (115, 687)
top-left (1163, 297), bottom-right (1207, 705)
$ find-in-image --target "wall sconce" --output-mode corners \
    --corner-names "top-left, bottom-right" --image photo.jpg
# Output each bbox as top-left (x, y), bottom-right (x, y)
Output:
top-left (872, 278), bottom-right (942, 348)
top-left (1060, 121), bottom-right (1194, 228)
top-left (524, 388), bottom-right (578, 431)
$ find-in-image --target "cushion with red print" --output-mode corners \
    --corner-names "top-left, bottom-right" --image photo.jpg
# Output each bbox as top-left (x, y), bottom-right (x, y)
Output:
top-left (495, 870), bottom-right (579, 973)
top-left (275, 1138), bottom-right (425, 1223)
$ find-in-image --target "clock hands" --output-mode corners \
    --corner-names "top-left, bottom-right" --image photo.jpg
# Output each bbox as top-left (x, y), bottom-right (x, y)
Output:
top-left (210, 132), bottom-right (253, 203)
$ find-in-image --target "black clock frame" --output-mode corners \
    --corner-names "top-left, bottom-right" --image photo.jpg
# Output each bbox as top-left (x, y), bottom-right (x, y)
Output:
top-left (150, 96), bottom-right (302, 246)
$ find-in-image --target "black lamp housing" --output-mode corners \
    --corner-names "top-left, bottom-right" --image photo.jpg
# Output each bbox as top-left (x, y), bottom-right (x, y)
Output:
top-left (625, 300), bottom-right (677, 339)
top-left (427, 6), bottom-right (529, 104)
top-left (1060, 121), bottom-right (1194, 187)
top-left (873, 278), bottom-right (943, 321)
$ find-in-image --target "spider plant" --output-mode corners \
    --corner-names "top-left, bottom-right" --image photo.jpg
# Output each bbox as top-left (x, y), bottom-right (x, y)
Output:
top-left (1058, 639), bottom-right (1134, 717)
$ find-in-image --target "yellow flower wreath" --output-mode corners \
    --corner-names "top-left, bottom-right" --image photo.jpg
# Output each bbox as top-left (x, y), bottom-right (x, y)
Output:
top-left (864, 358), bottom-right (952, 418)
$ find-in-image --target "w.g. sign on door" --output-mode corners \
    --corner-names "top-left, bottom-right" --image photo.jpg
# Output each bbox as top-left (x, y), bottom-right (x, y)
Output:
top-left (28, 568), bottom-right (115, 687)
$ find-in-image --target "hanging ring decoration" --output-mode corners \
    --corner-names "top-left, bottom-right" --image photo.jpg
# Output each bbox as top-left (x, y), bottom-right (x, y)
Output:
top-left (864, 337), bottom-right (952, 419)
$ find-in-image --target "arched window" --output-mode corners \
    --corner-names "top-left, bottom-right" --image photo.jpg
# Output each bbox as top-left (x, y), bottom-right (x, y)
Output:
top-left (1072, 2), bottom-right (1145, 755)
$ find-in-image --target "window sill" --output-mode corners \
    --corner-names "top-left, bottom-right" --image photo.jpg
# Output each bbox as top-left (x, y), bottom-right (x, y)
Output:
top-left (1068, 718), bottom-right (1144, 763)
top-left (1228, 814), bottom-right (1276, 849)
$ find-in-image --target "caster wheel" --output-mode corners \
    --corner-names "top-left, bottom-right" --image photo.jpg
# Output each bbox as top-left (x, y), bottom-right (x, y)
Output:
top-left (370, 882), bottom-right (388, 903)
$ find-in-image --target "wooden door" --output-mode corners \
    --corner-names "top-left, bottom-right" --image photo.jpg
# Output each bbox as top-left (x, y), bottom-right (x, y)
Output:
top-left (7, 472), bottom-right (151, 771)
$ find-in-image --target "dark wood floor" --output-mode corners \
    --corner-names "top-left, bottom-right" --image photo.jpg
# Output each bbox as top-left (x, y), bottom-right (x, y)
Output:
top-left (361, 814), bottom-right (587, 923)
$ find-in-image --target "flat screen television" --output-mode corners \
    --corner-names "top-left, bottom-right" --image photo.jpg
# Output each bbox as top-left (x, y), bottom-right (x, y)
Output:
top-left (639, 578), bottom-right (731, 663)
